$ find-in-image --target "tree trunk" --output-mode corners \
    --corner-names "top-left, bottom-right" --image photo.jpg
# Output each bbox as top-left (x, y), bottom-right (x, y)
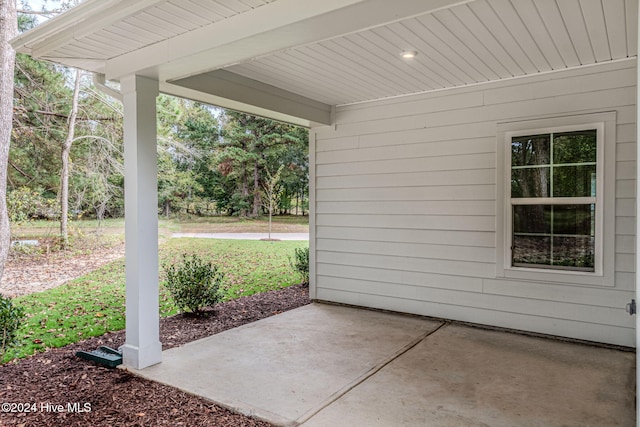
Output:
top-left (252, 161), bottom-right (260, 217)
top-left (0, 0), bottom-right (17, 281)
top-left (60, 69), bottom-right (81, 247)
top-left (268, 203), bottom-right (272, 239)
top-left (240, 160), bottom-right (248, 217)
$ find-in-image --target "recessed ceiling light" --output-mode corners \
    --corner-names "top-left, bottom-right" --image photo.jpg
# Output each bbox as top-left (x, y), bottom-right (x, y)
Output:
top-left (400, 50), bottom-right (418, 59)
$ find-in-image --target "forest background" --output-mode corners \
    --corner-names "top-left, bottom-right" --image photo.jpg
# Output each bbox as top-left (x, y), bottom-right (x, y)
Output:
top-left (6, 3), bottom-right (309, 241)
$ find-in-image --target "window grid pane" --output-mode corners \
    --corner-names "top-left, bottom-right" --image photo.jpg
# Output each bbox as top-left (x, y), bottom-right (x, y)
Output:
top-left (511, 131), bottom-right (597, 199)
top-left (512, 204), bottom-right (595, 271)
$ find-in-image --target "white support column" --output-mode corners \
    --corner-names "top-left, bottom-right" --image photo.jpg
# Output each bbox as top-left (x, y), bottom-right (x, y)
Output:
top-left (121, 75), bottom-right (162, 370)
top-left (308, 129), bottom-right (316, 300)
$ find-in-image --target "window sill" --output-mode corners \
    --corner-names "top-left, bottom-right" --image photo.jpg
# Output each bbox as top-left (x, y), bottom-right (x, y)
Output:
top-left (500, 267), bottom-right (613, 287)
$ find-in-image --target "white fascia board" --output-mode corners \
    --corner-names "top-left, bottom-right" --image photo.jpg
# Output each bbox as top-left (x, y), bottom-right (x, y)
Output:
top-left (39, 57), bottom-right (106, 74)
top-left (105, 0), bottom-right (472, 82)
top-left (170, 70), bottom-right (331, 125)
top-left (13, 0), bottom-right (167, 56)
top-left (11, 0), bottom-right (117, 53)
top-left (160, 82), bottom-right (316, 128)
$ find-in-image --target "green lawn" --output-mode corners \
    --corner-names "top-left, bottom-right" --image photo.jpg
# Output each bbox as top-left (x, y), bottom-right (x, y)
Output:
top-left (3, 238), bottom-right (308, 363)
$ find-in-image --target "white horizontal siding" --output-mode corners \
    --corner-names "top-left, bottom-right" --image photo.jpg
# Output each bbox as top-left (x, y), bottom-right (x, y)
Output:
top-left (317, 239), bottom-right (495, 263)
top-left (316, 226), bottom-right (495, 248)
top-left (617, 180), bottom-right (636, 198)
top-left (315, 288), bottom-right (633, 347)
top-left (316, 153), bottom-right (496, 177)
top-left (327, 85), bottom-right (634, 137)
top-left (482, 279), bottom-right (634, 309)
top-left (317, 185), bottom-right (495, 202)
top-left (317, 169), bottom-right (495, 190)
top-left (313, 59), bottom-right (636, 346)
top-left (316, 214), bottom-right (495, 231)
top-left (616, 235), bottom-right (635, 253)
top-left (617, 272), bottom-right (635, 290)
top-left (316, 137), bottom-right (495, 164)
top-left (316, 251), bottom-right (495, 278)
top-left (616, 198), bottom-right (635, 216)
top-left (317, 122), bottom-right (497, 152)
top-left (317, 276), bottom-right (628, 328)
top-left (618, 142), bottom-right (636, 159)
top-left (317, 263), bottom-right (483, 292)
top-left (316, 200), bottom-right (496, 216)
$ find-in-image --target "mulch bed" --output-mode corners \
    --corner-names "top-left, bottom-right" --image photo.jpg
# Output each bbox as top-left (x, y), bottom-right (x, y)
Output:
top-left (0, 284), bottom-right (310, 427)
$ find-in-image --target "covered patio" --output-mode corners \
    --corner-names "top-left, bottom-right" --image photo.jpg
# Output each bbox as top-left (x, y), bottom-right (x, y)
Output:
top-left (11, 0), bottom-right (640, 424)
top-left (130, 303), bottom-right (634, 426)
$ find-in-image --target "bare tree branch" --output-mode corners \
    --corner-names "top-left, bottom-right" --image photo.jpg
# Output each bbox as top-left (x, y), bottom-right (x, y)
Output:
top-left (17, 8), bottom-right (63, 15)
top-left (8, 158), bottom-right (33, 179)
top-left (13, 105), bottom-right (118, 121)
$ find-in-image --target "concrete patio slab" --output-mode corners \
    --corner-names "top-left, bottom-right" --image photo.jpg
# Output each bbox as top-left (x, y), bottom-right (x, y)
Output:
top-left (303, 323), bottom-right (635, 427)
top-left (128, 304), bottom-right (635, 427)
top-left (128, 304), bottom-right (441, 426)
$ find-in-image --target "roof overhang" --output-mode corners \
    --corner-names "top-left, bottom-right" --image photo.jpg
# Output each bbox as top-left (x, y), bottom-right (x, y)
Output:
top-left (12, 0), bottom-right (638, 127)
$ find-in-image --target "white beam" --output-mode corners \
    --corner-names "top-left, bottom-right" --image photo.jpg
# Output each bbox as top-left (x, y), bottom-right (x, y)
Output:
top-left (160, 82), bottom-right (315, 128)
top-left (170, 70), bottom-right (331, 125)
top-left (121, 75), bottom-right (162, 370)
top-left (105, 0), bottom-right (472, 82)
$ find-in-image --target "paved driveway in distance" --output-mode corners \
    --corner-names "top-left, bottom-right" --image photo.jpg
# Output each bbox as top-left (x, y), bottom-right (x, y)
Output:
top-left (172, 232), bottom-right (309, 241)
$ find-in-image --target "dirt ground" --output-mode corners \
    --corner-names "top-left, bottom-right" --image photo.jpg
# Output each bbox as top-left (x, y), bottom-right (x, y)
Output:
top-left (0, 243), bottom-right (126, 297)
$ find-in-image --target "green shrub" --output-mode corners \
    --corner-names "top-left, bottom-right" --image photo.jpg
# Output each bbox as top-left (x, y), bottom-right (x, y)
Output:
top-left (162, 254), bottom-right (224, 314)
top-left (290, 247), bottom-right (309, 286)
top-left (0, 294), bottom-right (25, 361)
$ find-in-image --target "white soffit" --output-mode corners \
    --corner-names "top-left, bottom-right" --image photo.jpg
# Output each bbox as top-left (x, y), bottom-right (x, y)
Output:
top-left (222, 0), bottom-right (638, 106)
top-left (15, 0), bottom-right (277, 61)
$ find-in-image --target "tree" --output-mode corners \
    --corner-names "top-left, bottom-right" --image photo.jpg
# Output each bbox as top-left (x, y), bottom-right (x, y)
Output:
top-left (9, 5), bottom-right (125, 232)
top-left (10, 48), bottom-right (69, 195)
top-left (218, 111), bottom-right (308, 217)
top-left (11, 43), bottom-right (125, 227)
top-left (156, 96), bottom-right (216, 217)
top-left (0, 0), bottom-right (17, 280)
top-left (262, 164), bottom-right (283, 240)
top-left (60, 68), bottom-right (81, 246)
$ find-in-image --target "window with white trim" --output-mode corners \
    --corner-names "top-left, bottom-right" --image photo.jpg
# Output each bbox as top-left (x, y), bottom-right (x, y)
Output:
top-left (497, 113), bottom-right (615, 286)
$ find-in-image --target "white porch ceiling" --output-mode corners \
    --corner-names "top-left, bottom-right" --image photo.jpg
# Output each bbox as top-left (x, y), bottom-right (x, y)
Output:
top-left (224, 0), bottom-right (638, 106)
top-left (12, 0), bottom-right (639, 125)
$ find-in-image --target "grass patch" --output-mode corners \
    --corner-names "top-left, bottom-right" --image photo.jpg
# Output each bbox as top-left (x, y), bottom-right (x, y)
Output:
top-left (162, 239), bottom-right (305, 299)
top-left (3, 238), bottom-right (308, 363)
